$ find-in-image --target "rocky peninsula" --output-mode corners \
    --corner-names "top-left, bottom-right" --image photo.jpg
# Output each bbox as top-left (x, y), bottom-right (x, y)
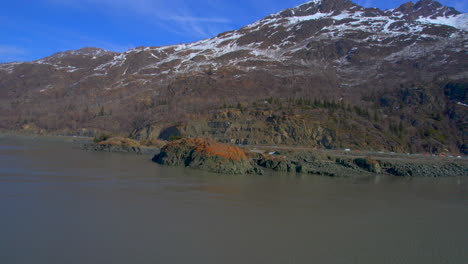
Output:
top-left (1, 133), bottom-right (465, 177)
top-left (151, 138), bottom-right (467, 177)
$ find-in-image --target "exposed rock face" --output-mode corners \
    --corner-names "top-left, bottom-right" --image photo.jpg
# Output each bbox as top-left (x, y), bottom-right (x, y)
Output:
top-left (256, 151), bottom-right (333, 174)
top-left (381, 160), bottom-right (465, 177)
top-left (394, 0), bottom-right (460, 20)
top-left (153, 138), bottom-right (261, 174)
top-left (0, 0), bottom-right (467, 154)
top-left (353, 157), bottom-right (382, 173)
top-left (273, 0), bottom-right (356, 17)
top-left (257, 151), bottom-right (467, 177)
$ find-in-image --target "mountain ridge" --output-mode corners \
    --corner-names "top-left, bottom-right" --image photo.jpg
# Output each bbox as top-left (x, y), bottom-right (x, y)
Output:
top-left (1, 0), bottom-right (466, 65)
top-left (0, 0), bottom-right (467, 154)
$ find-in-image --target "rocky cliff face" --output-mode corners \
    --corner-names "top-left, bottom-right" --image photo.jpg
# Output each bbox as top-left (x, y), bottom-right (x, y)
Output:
top-left (0, 0), bottom-right (467, 153)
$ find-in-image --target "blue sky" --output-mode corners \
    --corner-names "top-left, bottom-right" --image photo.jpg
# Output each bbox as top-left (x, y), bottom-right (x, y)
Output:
top-left (1, 0), bottom-right (466, 62)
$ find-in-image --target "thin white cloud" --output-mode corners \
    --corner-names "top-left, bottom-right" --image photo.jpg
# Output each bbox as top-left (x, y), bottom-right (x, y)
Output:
top-left (167, 15), bottom-right (231, 23)
top-left (46, 0), bottom-right (232, 38)
top-left (0, 45), bottom-right (26, 55)
top-left (0, 15), bottom-right (133, 59)
top-left (0, 45), bottom-right (28, 62)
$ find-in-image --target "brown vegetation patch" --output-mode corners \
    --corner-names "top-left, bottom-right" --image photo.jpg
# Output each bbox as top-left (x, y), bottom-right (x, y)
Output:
top-left (98, 137), bottom-right (140, 147)
top-left (139, 139), bottom-right (167, 148)
top-left (167, 138), bottom-right (248, 161)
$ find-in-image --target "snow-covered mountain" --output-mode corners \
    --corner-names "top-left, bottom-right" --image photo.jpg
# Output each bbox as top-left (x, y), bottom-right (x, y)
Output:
top-left (2, 0), bottom-right (466, 84)
top-left (0, 0), bottom-right (466, 153)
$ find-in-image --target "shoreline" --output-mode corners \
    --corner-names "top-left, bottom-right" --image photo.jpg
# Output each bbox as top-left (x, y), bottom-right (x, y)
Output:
top-left (1, 133), bottom-right (466, 178)
top-left (1, 131), bottom-right (466, 159)
top-left (0, 132), bottom-right (93, 144)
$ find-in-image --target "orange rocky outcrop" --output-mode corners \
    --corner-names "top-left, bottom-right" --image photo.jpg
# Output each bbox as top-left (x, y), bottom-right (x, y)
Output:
top-left (166, 138), bottom-right (248, 161)
top-left (153, 138), bottom-right (260, 174)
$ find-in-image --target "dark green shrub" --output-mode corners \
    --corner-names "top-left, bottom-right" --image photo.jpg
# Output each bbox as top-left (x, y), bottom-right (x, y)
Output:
top-left (169, 135), bottom-right (183, 141)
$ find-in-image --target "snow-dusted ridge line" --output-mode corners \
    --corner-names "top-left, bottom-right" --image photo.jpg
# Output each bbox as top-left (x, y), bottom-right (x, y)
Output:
top-left (2, 0), bottom-right (467, 74)
top-left (60, 1), bottom-right (468, 74)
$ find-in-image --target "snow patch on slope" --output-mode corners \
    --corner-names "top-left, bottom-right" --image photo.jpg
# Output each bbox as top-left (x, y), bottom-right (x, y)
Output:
top-left (0, 62), bottom-right (22, 74)
top-left (417, 13), bottom-right (468, 31)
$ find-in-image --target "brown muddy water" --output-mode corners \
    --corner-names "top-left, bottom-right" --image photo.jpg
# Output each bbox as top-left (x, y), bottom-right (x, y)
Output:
top-left (0, 136), bottom-right (467, 264)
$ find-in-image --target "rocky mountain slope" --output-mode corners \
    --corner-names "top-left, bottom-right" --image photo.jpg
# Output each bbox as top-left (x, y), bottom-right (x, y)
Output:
top-left (0, 0), bottom-right (467, 153)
